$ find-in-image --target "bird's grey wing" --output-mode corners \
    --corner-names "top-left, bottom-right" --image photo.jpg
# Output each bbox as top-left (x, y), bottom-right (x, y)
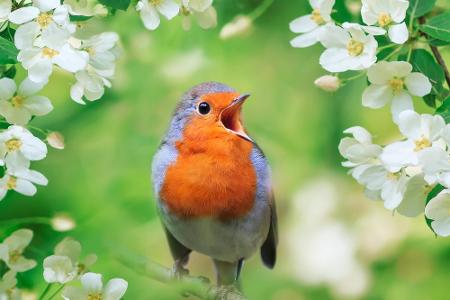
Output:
top-left (162, 222), bottom-right (192, 263)
top-left (260, 190), bottom-right (278, 269)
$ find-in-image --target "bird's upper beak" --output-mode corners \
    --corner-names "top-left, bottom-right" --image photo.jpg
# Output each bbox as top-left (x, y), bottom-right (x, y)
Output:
top-left (219, 93), bottom-right (252, 142)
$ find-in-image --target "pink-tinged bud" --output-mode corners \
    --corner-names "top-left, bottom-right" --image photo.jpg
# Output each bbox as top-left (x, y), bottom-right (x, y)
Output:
top-left (47, 132), bottom-right (65, 150)
top-left (314, 75), bottom-right (340, 92)
top-left (220, 16), bottom-right (252, 40)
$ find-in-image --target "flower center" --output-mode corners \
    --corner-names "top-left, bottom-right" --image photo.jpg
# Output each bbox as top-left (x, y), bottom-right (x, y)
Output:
top-left (378, 12), bottom-right (392, 27)
top-left (11, 95), bottom-right (24, 108)
top-left (149, 0), bottom-right (162, 6)
top-left (8, 249), bottom-right (21, 262)
top-left (37, 13), bottom-right (53, 28)
top-left (310, 9), bottom-right (325, 25)
top-left (414, 137), bottom-right (431, 151)
top-left (87, 293), bottom-right (102, 300)
top-left (387, 172), bottom-right (399, 181)
top-left (86, 47), bottom-right (96, 56)
top-left (5, 138), bottom-right (22, 152)
top-left (77, 263), bottom-right (86, 274)
top-left (389, 77), bottom-right (404, 94)
top-left (181, 5), bottom-right (191, 16)
top-left (42, 47), bottom-right (59, 58)
top-left (347, 39), bottom-right (364, 56)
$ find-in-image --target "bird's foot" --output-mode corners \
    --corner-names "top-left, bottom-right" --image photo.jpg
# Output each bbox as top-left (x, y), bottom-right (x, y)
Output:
top-left (214, 285), bottom-right (243, 300)
top-left (170, 260), bottom-right (189, 280)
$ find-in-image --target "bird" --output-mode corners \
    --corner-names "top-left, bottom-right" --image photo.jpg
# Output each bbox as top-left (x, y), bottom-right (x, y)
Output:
top-left (151, 82), bottom-right (277, 291)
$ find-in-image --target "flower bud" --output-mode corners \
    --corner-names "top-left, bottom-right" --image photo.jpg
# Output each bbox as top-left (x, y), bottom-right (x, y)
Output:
top-left (220, 16), bottom-right (252, 40)
top-left (47, 132), bottom-right (65, 150)
top-left (314, 75), bottom-right (340, 92)
top-left (51, 213), bottom-right (76, 232)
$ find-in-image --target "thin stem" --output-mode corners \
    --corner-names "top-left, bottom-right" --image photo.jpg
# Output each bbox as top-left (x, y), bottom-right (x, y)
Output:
top-left (248, 0), bottom-right (275, 20)
top-left (384, 45), bottom-right (404, 61)
top-left (418, 16), bottom-right (450, 89)
top-left (406, 43), bottom-right (413, 62)
top-left (0, 217), bottom-right (51, 227)
top-left (46, 284), bottom-right (65, 300)
top-left (38, 284), bottom-right (53, 300)
top-left (377, 43), bottom-right (398, 53)
top-left (342, 72), bottom-right (366, 83)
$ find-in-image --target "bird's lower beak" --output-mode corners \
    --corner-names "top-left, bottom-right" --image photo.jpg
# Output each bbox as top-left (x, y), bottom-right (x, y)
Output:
top-left (220, 94), bottom-right (253, 142)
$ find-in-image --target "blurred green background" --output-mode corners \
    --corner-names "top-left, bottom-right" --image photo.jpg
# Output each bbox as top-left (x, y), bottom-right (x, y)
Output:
top-left (1, 0), bottom-right (450, 299)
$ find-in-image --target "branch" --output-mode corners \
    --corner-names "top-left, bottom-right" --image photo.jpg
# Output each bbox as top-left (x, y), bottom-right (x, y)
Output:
top-left (118, 255), bottom-right (247, 300)
top-left (418, 16), bottom-right (450, 89)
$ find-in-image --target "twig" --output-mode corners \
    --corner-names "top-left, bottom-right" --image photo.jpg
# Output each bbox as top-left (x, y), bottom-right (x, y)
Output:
top-left (418, 16), bottom-right (450, 89)
top-left (118, 255), bottom-right (247, 300)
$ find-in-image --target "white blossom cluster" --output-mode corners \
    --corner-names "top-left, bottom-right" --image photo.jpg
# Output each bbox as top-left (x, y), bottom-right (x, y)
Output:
top-left (136, 0), bottom-right (217, 31)
top-left (290, 0), bottom-right (450, 237)
top-left (0, 0), bottom-right (120, 201)
top-left (0, 229), bottom-right (128, 299)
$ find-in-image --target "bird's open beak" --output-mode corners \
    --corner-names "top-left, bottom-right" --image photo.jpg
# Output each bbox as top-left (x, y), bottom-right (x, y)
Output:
top-left (219, 93), bottom-right (253, 142)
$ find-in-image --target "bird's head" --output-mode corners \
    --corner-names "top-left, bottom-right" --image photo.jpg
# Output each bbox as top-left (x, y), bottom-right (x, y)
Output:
top-left (167, 82), bottom-right (252, 143)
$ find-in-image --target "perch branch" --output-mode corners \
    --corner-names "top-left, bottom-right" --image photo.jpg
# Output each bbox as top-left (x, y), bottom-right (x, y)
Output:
top-left (418, 16), bottom-right (450, 89)
top-left (118, 255), bottom-right (247, 300)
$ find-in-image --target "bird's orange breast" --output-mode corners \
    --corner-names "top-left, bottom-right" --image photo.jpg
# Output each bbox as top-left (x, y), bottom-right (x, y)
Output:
top-left (160, 117), bottom-right (256, 220)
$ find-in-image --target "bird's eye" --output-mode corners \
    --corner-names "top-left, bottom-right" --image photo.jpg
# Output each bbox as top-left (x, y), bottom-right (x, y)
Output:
top-left (197, 102), bottom-right (210, 115)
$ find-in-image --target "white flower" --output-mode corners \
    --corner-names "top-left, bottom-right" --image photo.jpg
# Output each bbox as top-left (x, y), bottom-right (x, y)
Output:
top-left (43, 238), bottom-right (97, 283)
top-left (381, 110), bottom-right (446, 172)
top-left (11, 0), bottom-right (75, 50)
top-left (0, 164), bottom-right (48, 200)
top-left (0, 229), bottom-right (37, 272)
top-left (314, 75), bottom-right (340, 91)
top-left (51, 213), bottom-right (76, 231)
top-left (339, 126), bottom-right (382, 181)
top-left (47, 131), bottom-right (65, 150)
top-left (64, 0), bottom-right (107, 17)
top-left (62, 272), bottom-right (128, 300)
top-left (70, 67), bottom-right (113, 104)
top-left (362, 61), bottom-right (432, 122)
top-left (219, 15), bottom-right (252, 40)
top-left (0, 77), bottom-right (52, 125)
top-left (0, 125), bottom-right (47, 168)
top-left (43, 255), bottom-right (77, 284)
top-left (18, 43), bottom-right (89, 83)
top-left (0, 271), bottom-right (20, 300)
top-left (81, 32), bottom-right (119, 71)
top-left (417, 146), bottom-right (450, 187)
top-left (319, 23), bottom-right (378, 72)
top-left (0, 0), bottom-right (11, 30)
top-left (136, 0), bottom-right (180, 31)
top-left (361, 0), bottom-right (409, 44)
top-left (425, 190), bottom-right (450, 237)
top-left (181, 0), bottom-right (216, 30)
top-left (289, 0), bottom-right (335, 48)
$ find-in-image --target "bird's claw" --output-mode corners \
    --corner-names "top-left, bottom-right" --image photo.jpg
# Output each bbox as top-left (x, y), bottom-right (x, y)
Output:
top-left (214, 285), bottom-right (242, 300)
top-left (170, 261), bottom-right (189, 280)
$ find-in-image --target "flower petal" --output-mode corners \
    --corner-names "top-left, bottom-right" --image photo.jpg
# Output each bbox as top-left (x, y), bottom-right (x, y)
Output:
top-left (157, 0), bottom-right (180, 20)
top-left (290, 30), bottom-right (320, 48)
top-left (8, 7), bottom-right (39, 24)
top-left (23, 95), bottom-right (53, 116)
top-left (103, 278), bottom-right (128, 300)
top-left (32, 0), bottom-right (60, 12)
top-left (398, 110), bottom-right (421, 140)
top-left (0, 78), bottom-right (17, 101)
top-left (289, 15), bottom-right (318, 33)
top-left (381, 140), bottom-right (417, 172)
top-left (4, 229), bottom-right (33, 251)
top-left (391, 90), bottom-right (413, 124)
top-left (14, 178), bottom-right (37, 196)
top-left (396, 174), bottom-right (427, 217)
top-left (14, 22), bottom-right (40, 50)
top-left (362, 84), bottom-right (392, 109)
top-left (388, 22), bottom-right (408, 44)
top-left (139, 2), bottom-right (160, 30)
top-left (81, 273), bottom-right (103, 294)
top-left (405, 72), bottom-right (432, 97)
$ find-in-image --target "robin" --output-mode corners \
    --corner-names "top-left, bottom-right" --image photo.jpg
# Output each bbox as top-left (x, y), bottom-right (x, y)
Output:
top-left (151, 82), bottom-right (277, 290)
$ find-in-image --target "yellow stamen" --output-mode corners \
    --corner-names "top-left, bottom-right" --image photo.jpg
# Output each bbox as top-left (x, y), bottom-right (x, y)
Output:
top-left (181, 5), bottom-right (191, 16)
top-left (387, 172), bottom-right (399, 180)
top-left (5, 139), bottom-right (22, 152)
top-left (347, 39), bottom-right (364, 56)
top-left (86, 47), bottom-right (96, 56)
top-left (150, 0), bottom-right (161, 6)
top-left (311, 9), bottom-right (325, 25)
top-left (87, 294), bottom-right (102, 300)
top-left (36, 13), bottom-right (53, 28)
top-left (388, 77), bottom-right (404, 94)
top-left (414, 137), bottom-right (431, 151)
top-left (11, 95), bottom-right (24, 108)
top-left (8, 249), bottom-right (21, 262)
top-left (42, 47), bottom-right (59, 58)
top-left (378, 12), bottom-right (392, 27)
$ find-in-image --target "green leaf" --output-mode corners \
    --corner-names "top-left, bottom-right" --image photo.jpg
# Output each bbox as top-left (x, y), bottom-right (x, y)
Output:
top-left (410, 49), bottom-right (444, 90)
top-left (98, 0), bottom-right (131, 11)
top-left (407, 0), bottom-right (437, 18)
top-left (421, 12), bottom-right (450, 42)
top-left (425, 184), bottom-right (445, 234)
top-left (436, 96), bottom-right (450, 123)
top-left (423, 94), bottom-right (437, 108)
top-left (69, 15), bottom-right (93, 22)
top-left (4, 66), bottom-right (16, 79)
top-left (0, 36), bottom-right (18, 64)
